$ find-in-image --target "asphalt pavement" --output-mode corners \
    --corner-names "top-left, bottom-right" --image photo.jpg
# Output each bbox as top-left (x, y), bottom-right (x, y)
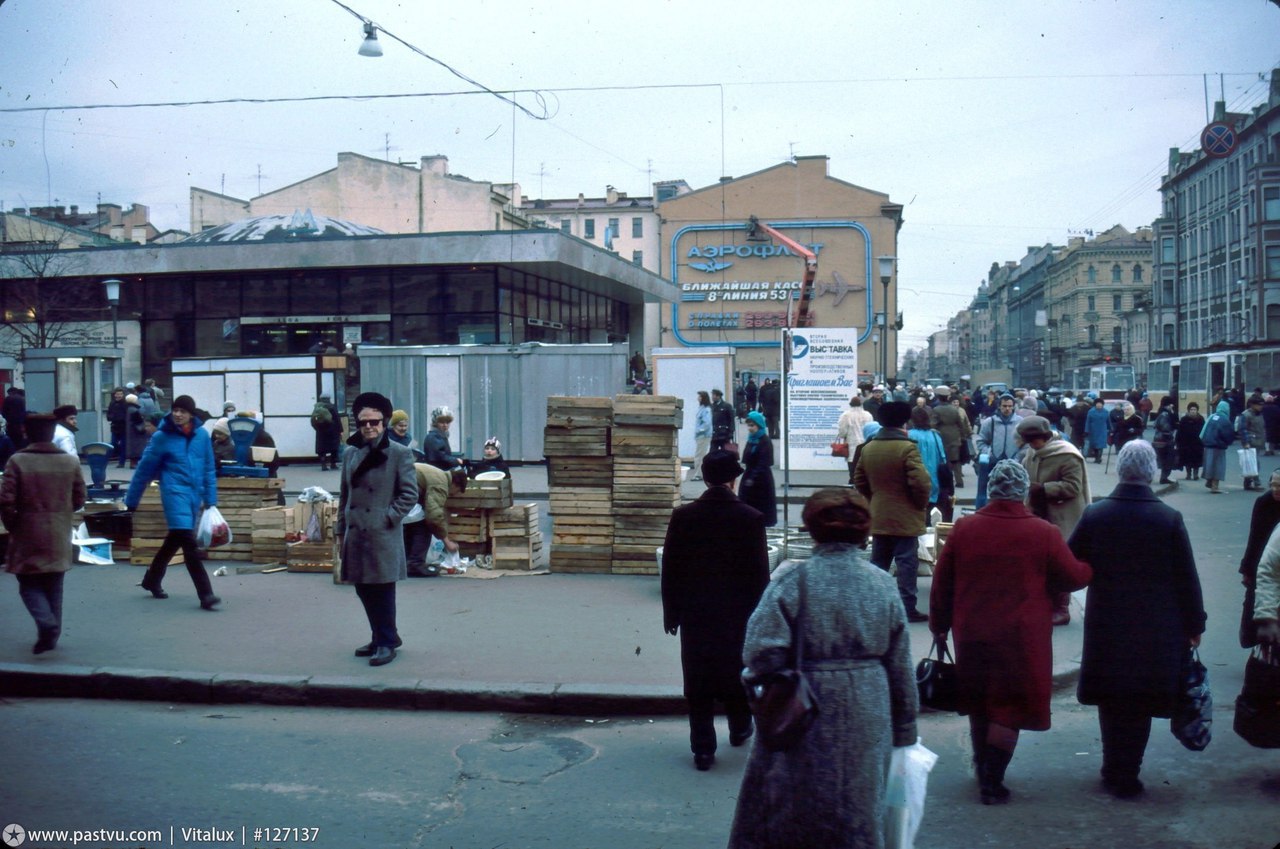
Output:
top-left (0, 433), bottom-right (1150, 716)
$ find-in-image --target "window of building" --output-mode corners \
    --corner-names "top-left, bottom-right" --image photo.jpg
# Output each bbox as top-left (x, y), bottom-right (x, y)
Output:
top-left (632, 250), bottom-right (643, 266)
top-left (1266, 186), bottom-right (1280, 221)
top-left (1087, 266), bottom-right (1097, 284)
top-left (632, 217), bottom-right (643, 238)
top-left (1087, 325), bottom-right (1097, 345)
top-left (1087, 295), bottom-right (1096, 311)
top-left (1161, 237), bottom-right (1175, 263)
top-left (1267, 245), bottom-right (1280, 279)
top-left (560, 220), bottom-right (571, 235)
top-left (1113, 326), bottom-right (1122, 345)
top-left (1133, 264), bottom-right (1143, 283)
top-left (1113, 293), bottom-right (1122, 311)
top-left (1111, 264), bottom-right (1122, 283)
top-left (584, 219), bottom-right (595, 239)
top-left (608, 218), bottom-right (619, 239)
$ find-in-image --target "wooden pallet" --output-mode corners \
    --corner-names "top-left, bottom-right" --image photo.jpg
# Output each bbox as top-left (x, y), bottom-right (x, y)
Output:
top-left (612, 394), bottom-right (684, 427)
top-left (610, 425), bottom-right (679, 458)
top-left (542, 427), bottom-right (610, 457)
top-left (547, 456), bottom-right (613, 488)
top-left (546, 396), bottom-right (614, 429)
top-left (446, 478), bottom-right (513, 511)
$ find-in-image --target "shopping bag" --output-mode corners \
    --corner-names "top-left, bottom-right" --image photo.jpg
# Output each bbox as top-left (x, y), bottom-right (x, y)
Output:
top-left (196, 505), bottom-right (232, 549)
top-left (1170, 648), bottom-right (1212, 751)
top-left (1239, 447), bottom-right (1259, 477)
top-left (830, 441), bottom-right (849, 457)
top-left (884, 739), bottom-right (939, 849)
top-left (916, 636), bottom-right (959, 712)
top-left (1234, 644), bottom-right (1280, 748)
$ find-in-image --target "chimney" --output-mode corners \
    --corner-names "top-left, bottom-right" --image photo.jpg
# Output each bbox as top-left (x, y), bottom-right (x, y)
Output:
top-left (606, 185), bottom-right (618, 205)
top-left (421, 155), bottom-right (449, 176)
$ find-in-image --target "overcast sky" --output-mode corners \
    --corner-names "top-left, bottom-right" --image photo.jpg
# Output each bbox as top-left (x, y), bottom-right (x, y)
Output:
top-left (1, 0), bottom-right (1277, 350)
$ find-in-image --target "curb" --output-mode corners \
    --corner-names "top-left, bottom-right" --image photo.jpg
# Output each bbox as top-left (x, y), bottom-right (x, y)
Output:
top-left (0, 662), bottom-right (687, 716)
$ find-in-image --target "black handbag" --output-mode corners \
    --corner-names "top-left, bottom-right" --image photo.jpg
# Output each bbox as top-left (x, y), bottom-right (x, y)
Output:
top-left (916, 635), bottom-right (959, 712)
top-left (1234, 644), bottom-right (1280, 748)
top-left (1170, 647), bottom-right (1212, 751)
top-left (744, 569), bottom-right (819, 751)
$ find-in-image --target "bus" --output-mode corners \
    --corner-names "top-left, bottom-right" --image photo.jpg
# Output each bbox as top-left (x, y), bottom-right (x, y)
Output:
top-left (1060, 362), bottom-right (1136, 405)
top-left (1147, 346), bottom-right (1280, 413)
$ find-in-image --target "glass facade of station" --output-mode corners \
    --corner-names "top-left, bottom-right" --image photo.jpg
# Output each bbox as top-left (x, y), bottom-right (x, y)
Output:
top-left (1, 263), bottom-right (631, 384)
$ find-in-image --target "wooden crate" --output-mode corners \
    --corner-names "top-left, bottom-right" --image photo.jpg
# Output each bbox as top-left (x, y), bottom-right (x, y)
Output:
top-left (612, 456), bottom-right (683, 485)
top-left (250, 506), bottom-right (296, 565)
top-left (492, 531), bottom-right (543, 571)
top-left (286, 540), bottom-right (339, 573)
top-left (547, 456), bottom-right (613, 488)
top-left (611, 425), bottom-right (679, 458)
top-left (548, 487), bottom-right (612, 516)
top-left (542, 426), bottom-right (610, 457)
top-left (549, 542), bottom-right (613, 573)
top-left (612, 394), bottom-right (684, 427)
top-left (449, 509), bottom-right (490, 543)
top-left (446, 478), bottom-right (513, 511)
top-left (546, 396), bottom-right (614, 428)
top-left (491, 503), bottom-right (540, 537)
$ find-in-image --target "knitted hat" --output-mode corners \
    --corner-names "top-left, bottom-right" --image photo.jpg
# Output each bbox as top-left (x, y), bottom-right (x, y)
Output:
top-left (484, 436), bottom-right (502, 452)
top-left (389, 409), bottom-right (409, 428)
top-left (1016, 415), bottom-right (1053, 440)
top-left (987, 459), bottom-right (1030, 502)
top-left (1116, 440), bottom-right (1158, 484)
top-left (171, 395), bottom-right (197, 414)
top-left (211, 417), bottom-right (230, 436)
top-left (746, 410), bottom-right (767, 430)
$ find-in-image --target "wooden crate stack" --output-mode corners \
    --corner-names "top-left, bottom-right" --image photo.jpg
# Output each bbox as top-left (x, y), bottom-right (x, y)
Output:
top-left (213, 478), bottom-right (285, 562)
top-left (490, 503), bottom-right (543, 570)
top-left (546, 397), bottom-right (614, 573)
top-left (129, 477), bottom-right (282, 565)
top-left (445, 477), bottom-right (517, 560)
top-left (251, 505), bottom-right (295, 565)
top-left (611, 395), bottom-right (684, 575)
top-left (286, 500), bottom-right (339, 573)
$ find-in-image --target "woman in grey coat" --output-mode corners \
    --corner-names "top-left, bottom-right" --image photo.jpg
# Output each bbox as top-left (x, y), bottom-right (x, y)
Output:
top-left (337, 392), bottom-right (418, 667)
top-left (728, 488), bottom-right (918, 849)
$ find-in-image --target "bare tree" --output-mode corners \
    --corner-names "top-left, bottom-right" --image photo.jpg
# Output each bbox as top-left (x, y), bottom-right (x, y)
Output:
top-left (0, 220), bottom-right (109, 358)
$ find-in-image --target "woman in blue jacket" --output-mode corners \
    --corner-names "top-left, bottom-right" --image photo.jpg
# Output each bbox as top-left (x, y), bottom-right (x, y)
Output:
top-left (1199, 399), bottom-right (1236, 494)
top-left (124, 395), bottom-right (221, 609)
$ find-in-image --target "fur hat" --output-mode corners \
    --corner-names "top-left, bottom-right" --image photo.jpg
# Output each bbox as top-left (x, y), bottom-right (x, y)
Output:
top-left (125, 393), bottom-right (139, 405)
top-left (701, 449), bottom-right (744, 485)
top-left (52, 404), bottom-right (78, 420)
top-left (875, 401), bottom-right (913, 428)
top-left (352, 392), bottom-right (393, 420)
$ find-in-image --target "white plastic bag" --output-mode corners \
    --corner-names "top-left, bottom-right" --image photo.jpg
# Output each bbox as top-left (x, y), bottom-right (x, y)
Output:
top-left (425, 537), bottom-right (446, 565)
top-left (440, 549), bottom-right (462, 574)
top-left (196, 505), bottom-right (233, 549)
top-left (1239, 447), bottom-right (1259, 477)
top-left (884, 739), bottom-right (938, 849)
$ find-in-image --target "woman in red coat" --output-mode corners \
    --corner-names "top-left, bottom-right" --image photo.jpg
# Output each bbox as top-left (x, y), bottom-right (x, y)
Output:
top-left (930, 460), bottom-right (1092, 805)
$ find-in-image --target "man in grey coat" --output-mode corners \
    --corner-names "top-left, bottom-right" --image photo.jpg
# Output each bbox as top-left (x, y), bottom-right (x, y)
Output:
top-left (337, 392), bottom-right (418, 667)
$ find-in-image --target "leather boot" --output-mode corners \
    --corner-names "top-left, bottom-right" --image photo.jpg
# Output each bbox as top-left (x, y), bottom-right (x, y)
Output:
top-left (979, 745), bottom-right (1013, 805)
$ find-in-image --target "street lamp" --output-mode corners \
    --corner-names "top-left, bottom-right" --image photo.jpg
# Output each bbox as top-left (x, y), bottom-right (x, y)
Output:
top-left (102, 278), bottom-right (121, 348)
top-left (878, 256), bottom-right (896, 385)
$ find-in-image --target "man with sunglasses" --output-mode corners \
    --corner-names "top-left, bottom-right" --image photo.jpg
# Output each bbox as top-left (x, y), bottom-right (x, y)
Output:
top-left (336, 392), bottom-right (419, 667)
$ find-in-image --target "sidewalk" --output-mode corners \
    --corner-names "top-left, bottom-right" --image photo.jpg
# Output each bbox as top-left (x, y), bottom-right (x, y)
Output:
top-left (0, 451), bottom-right (1091, 716)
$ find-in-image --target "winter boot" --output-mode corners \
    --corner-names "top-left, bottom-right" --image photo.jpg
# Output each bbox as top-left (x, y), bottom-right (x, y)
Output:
top-left (1210, 479), bottom-right (1222, 494)
top-left (979, 745), bottom-right (1014, 805)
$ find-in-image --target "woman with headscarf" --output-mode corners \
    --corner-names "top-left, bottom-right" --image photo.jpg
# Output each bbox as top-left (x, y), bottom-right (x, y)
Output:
top-left (1112, 402), bottom-right (1145, 451)
top-left (1150, 396), bottom-right (1179, 484)
top-left (930, 460), bottom-right (1092, 805)
top-left (421, 406), bottom-right (464, 471)
top-left (738, 410), bottom-right (776, 526)
top-left (1068, 441), bottom-right (1205, 797)
top-left (123, 395), bottom-right (221, 610)
top-left (1199, 399), bottom-right (1236, 494)
top-left (836, 395), bottom-right (874, 486)
top-left (728, 488), bottom-right (917, 848)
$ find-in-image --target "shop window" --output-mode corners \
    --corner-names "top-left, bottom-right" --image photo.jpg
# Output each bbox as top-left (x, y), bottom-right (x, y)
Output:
top-left (193, 277), bottom-right (241, 318)
top-left (392, 271), bottom-right (440, 313)
top-left (289, 274), bottom-right (340, 315)
top-left (147, 277), bottom-right (196, 317)
top-left (242, 276), bottom-right (288, 316)
top-left (344, 271), bottom-right (391, 314)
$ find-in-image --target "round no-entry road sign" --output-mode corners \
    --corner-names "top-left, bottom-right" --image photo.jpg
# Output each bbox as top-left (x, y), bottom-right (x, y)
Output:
top-left (1201, 121), bottom-right (1238, 158)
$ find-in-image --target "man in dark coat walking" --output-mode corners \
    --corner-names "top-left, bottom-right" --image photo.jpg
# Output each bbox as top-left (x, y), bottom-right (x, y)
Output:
top-left (758, 379), bottom-right (781, 438)
top-left (662, 449), bottom-right (770, 771)
top-left (709, 389), bottom-right (735, 450)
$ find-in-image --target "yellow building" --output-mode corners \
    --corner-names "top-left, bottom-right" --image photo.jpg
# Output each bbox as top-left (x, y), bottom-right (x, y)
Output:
top-left (658, 156), bottom-right (902, 381)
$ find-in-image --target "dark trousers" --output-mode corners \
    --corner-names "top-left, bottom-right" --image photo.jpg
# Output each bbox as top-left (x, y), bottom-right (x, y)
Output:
top-left (17, 572), bottom-right (64, 640)
top-left (403, 522), bottom-right (430, 572)
top-left (1097, 703), bottom-right (1153, 781)
top-left (147, 529), bottom-right (214, 599)
top-left (354, 582), bottom-right (400, 648)
top-left (111, 431), bottom-right (127, 466)
top-left (687, 693), bottom-right (753, 756)
top-left (871, 534), bottom-right (920, 613)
